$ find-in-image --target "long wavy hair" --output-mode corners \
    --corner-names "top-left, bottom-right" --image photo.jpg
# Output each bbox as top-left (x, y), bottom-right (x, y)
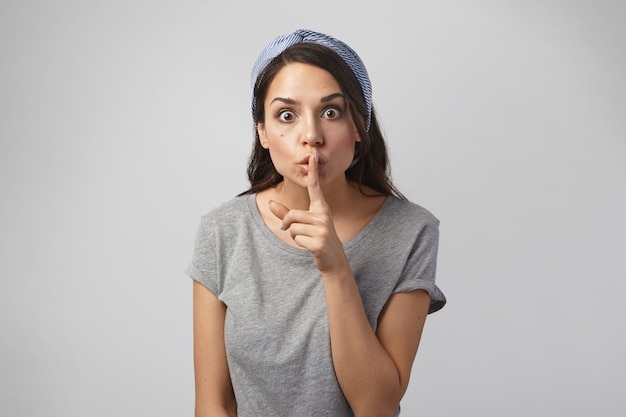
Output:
top-left (239, 43), bottom-right (404, 199)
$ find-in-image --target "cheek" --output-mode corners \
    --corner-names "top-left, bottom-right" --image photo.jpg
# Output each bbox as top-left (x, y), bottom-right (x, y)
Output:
top-left (326, 133), bottom-right (359, 169)
top-left (266, 138), bottom-right (293, 171)
top-left (265, 123), bottom-right (292, 145)
top-left (340, 143), bottom-right (358, 167)
top-left (330, 126), bottom-right (359, 150)
top-left (266, 132), bottom-right (290, 154)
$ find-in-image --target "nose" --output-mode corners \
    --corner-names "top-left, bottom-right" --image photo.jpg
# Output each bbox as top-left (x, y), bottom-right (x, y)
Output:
top-left (301, 114), bottom-right (323, 147)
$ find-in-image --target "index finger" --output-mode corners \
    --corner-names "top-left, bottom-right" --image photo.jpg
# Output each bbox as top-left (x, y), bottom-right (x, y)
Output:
top-left (307, 152), bottom-right (327, 209)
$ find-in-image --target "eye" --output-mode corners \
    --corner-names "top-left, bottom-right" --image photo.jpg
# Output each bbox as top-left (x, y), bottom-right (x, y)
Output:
top-left (322, 106), bottom-right (342, 119)
top-left (277, 109), bottom-right (295, 122)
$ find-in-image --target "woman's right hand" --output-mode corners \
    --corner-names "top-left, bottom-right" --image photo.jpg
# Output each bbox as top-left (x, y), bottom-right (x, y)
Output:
top-left (268, 153), bottom-right (350, 274)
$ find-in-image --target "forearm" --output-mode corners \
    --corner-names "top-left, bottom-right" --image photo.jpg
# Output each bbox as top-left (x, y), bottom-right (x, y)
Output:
top-left (195, 405), bottom-right (236, 417)
top-left (321, 264), bottom-right (402, 417)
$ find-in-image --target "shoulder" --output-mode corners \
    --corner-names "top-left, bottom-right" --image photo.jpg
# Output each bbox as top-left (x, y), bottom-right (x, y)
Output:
top-left (199, 195), bottom-right (252, 223)
top-left (382, 196), bottom-right (439, 229)
top-left (195, 195), bottom-right (255, 238)
top-left (360, 196), bottom-right (439, 253)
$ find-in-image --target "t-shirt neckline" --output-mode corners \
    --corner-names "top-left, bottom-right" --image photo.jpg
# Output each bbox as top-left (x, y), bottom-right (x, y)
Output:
top-left (246, 193), bottom-right (392, 256)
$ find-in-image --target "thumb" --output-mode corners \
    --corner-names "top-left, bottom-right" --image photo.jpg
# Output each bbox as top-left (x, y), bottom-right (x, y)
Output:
top-left (269, 200), bottom-right (290, 221)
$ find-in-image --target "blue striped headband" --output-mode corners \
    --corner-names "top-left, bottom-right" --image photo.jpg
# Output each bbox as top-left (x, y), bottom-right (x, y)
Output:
top-left (250, 29), bottom-right (373, 131)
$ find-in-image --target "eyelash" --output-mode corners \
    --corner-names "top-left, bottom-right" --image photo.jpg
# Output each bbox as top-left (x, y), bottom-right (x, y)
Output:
top-left (277, 109), bottom-right (295, 122)
top-left (322, 106), bottom-right (342, 119)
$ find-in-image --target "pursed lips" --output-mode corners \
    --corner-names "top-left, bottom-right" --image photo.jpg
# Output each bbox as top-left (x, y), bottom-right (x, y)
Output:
top-left (297, 154), bottom-right (324, 172)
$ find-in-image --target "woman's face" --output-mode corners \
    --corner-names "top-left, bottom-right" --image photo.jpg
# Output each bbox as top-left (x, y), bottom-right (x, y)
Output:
top-left (257, 62), bottom-right (360, 190)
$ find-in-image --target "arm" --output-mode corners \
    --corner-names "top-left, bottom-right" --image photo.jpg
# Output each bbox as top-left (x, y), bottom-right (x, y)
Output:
top-left (269, 154), bottom-right (432, 416)
top-left (322, 266), bottom-right (430, 417)
top-left (193, 280), bottom-right (237, 417)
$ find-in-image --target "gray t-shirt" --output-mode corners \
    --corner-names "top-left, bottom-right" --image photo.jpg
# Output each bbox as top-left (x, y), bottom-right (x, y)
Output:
top-left (186, 193), bottom-right (445, 416)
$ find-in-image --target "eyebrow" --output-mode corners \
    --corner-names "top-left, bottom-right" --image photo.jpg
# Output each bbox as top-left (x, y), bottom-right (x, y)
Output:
top-left (270, 93), bottom-right (345, 106)
top-left (321, 93), bottom-right (345, 103)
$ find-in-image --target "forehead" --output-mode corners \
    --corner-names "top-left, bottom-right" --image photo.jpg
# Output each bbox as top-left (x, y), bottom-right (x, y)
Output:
top-left (266, 63), bottom-right (341, 98)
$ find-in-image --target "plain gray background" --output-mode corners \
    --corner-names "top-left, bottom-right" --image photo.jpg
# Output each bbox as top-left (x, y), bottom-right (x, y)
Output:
top-left (1, 0), bottom-right (625, 416)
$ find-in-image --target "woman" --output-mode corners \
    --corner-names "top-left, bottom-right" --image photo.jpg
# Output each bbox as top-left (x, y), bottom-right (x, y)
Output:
top-left (187, 29), bottom-right (446, 417)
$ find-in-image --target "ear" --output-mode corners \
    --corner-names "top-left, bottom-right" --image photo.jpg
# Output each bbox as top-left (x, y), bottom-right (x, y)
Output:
top-left (352, 114), bottom-right (364, 142)
top-left (257, 122), bottom-right (269, 149)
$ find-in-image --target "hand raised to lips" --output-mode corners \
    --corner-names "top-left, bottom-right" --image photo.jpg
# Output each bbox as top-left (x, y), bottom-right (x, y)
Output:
top-left (269, 152), bottom-right (347, 272)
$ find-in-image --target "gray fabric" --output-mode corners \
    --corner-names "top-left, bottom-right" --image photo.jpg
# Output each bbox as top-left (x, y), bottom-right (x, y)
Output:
top-left (186, 194), bottom-right (445, 416)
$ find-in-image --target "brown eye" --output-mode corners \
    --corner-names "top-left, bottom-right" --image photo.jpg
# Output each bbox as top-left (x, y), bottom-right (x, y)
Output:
top-left (278, 110), bottom-right (295, 122)
top-left (322, 107), bottom-right (342, 119)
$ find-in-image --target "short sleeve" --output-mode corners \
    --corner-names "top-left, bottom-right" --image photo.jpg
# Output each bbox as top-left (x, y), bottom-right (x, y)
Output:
top-left (185, 216), bottom-right (220, 296)
top-left (393, 217), bottom-right (446, 314)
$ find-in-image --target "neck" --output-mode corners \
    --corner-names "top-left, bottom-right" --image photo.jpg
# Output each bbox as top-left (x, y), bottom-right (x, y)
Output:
top-left (275, 176), bottom-right (356, 213)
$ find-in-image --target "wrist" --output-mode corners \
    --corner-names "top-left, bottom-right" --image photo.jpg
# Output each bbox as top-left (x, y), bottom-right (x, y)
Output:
top-left (316, 249), bottom-right (351, 274)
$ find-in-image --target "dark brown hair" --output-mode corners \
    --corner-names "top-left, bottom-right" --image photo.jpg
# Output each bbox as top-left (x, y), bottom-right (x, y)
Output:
top-left (239, 43), bottom-right (404, 199)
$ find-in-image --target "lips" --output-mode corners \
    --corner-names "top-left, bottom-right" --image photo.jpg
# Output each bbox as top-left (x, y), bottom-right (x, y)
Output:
top-left (298, 155), bottom-right (313, 165)
top-left (297, 154), bottom-right (324, 173)
top-left (298, 154), bottom-right (324, 165)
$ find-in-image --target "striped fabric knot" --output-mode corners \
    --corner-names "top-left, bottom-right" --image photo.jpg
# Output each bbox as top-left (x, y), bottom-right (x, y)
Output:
top-left (250, 29), bottom-right (373, 131)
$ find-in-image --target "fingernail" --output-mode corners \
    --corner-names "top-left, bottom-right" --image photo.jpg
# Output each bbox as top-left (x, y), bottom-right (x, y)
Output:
top-left (314, 151), bottom-right (319, 163)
